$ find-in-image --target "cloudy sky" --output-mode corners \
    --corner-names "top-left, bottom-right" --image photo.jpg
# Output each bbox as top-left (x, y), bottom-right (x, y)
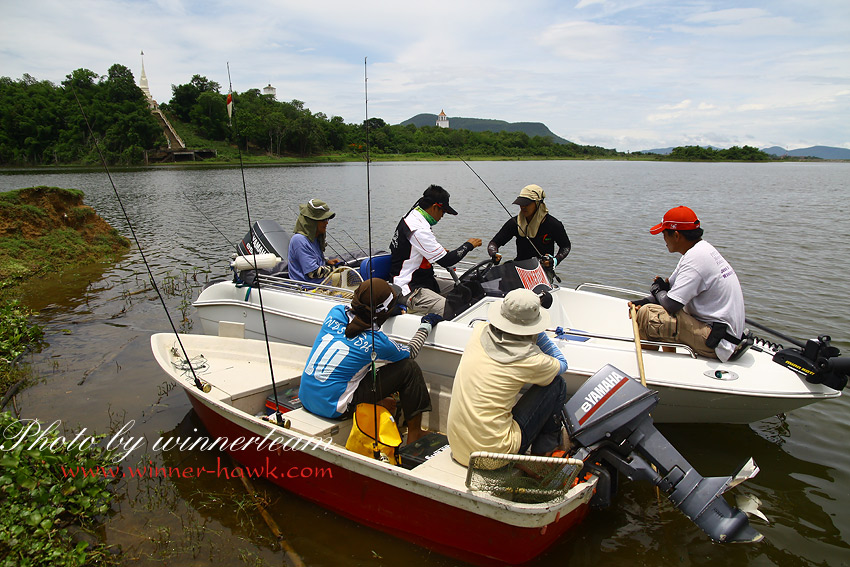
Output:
top-left (2, 0), bottom-right (848, 152)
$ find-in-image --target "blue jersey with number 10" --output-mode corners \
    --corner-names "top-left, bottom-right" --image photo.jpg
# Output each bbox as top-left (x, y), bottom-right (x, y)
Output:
top-left (299, 305), bottom-right (410, 418)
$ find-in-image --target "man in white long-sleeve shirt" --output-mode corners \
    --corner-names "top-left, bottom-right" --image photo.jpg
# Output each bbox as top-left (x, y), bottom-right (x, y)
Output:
top-left (389, 185), bottom-right (482, 316)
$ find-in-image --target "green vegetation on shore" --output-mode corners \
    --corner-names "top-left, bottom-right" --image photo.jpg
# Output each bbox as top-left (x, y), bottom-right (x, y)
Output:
top-left (2, 66), bottom-right (778, 166)
top-left (0, 410), bottom-right (120, 566)
top-left (0, 186), bottom-right (130, 290)
top-left (0, 186), bottom-right (125, 565)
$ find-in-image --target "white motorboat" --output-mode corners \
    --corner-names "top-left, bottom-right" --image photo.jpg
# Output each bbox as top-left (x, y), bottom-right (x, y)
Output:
top-left (193, 221), bottom-right (846, 425)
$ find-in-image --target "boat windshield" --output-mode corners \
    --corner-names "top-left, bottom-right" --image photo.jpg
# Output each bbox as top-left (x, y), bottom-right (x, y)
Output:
top-left (475, 258), bottom-right (555, 298)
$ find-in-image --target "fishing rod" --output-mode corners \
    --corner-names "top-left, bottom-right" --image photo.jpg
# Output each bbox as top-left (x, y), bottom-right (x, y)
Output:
top-left (71, 87), bottom-right (208, 394)
top-left (181, 191), bottom-right (241, 254)
top-left (340, 229), bottom-right (369, 257)
top-left (365, 57), bottom-right (382, 460)
top-left (326, 232), bottom-right (355, 261)
top-left (227, 64), bottom-right (286, 427)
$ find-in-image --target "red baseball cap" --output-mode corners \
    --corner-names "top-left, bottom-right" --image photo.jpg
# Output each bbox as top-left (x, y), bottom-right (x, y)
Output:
top-left (649, 206), bottom-right (700, 235)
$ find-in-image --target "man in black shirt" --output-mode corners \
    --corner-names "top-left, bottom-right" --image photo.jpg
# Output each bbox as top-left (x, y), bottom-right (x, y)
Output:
top-left (487, 184), bottom-right (571, 273)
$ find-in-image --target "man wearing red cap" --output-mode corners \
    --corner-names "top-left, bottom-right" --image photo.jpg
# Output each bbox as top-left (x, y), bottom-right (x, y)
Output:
top-left (630, 206), bottom-right (746, 362)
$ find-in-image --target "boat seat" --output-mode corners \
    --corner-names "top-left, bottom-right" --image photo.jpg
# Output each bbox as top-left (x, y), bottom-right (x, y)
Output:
top-left (283, 408), bottom-right (342, 438)
top-left (359, 253), bottom-right (392, 281)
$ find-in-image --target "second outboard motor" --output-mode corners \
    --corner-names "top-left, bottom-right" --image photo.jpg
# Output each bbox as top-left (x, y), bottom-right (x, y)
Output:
top-left (235, 220), bottom-right (290, 283)
top-left (564, 365), bottom-right (764, 544)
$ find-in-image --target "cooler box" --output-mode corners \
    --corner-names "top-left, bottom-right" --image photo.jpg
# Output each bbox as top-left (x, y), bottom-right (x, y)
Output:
top-left (398, 432), bottom-right (450, 470)
top-left (265, 388), bottom-right (302, 415)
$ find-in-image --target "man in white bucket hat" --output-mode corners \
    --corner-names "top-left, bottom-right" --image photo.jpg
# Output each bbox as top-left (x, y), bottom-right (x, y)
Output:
top-left (447, 288), bottom-right (569, 466)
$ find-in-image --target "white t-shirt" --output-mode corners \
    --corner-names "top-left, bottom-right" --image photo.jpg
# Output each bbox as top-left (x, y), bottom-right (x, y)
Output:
top-left (668, 240), bottom-right (746, 361)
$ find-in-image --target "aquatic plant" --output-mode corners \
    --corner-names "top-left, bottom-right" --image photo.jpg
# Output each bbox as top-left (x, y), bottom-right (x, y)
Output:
top-left (0, 411), bottom-right (120, 566)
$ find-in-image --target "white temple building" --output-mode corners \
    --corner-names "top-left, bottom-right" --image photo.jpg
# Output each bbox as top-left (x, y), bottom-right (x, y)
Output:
top-left (139, 51), bottom-right (156, 109)
top-left (436, 110), bottom-right (449, 128)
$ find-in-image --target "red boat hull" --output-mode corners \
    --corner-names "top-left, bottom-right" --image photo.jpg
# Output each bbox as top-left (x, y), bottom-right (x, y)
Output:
top-left (188, 395), bottom-right (590, 565)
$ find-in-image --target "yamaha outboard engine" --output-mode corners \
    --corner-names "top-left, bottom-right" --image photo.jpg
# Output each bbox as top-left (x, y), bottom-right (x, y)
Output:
top-left (564, 365), bottom-right (764, 544)
top-left (234, 220), bottom-right (290, 284)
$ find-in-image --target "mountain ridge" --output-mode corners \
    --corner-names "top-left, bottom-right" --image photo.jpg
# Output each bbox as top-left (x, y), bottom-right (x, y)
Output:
top-left (642, 145), bottom-right (850, 160)
top-left (400, 114), bottom-right (571, 145)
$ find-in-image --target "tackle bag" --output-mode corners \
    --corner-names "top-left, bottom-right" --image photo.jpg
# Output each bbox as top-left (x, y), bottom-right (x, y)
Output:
top-left (345, 403), bottom-right (403, 465)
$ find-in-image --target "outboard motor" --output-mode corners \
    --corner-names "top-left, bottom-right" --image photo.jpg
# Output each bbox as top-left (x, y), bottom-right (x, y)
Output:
top-left (234, 220), bottom-right (290, 284)
top-left (564, 365), bottom-right (764, 544)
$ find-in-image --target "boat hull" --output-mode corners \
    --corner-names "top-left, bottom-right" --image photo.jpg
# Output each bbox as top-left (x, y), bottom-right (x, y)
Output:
top-left (187, 392), bottom-right (589, 565)
top-left (194, 280), bottom-right (840, 424)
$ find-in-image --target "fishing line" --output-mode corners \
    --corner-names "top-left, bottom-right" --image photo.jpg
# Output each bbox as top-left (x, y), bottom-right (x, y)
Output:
top-left (326, 232), bottom-right (354, 261)
top-left (455, 155), bottom-right (547, 263)
top-left (227, 63), bottom-right (286, 427)
top-left (70, 86), bottom-right (207, 393)
top-left (340, 229), bottom-right (368, 257)
top-left (181, 191), bottom-right (241, 254)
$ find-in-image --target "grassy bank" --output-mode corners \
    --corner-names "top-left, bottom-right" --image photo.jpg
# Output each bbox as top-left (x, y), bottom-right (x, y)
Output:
top-left (0, 186), bottom-right (130, 295)
top-left (0, 186), bottom-right (125, 564)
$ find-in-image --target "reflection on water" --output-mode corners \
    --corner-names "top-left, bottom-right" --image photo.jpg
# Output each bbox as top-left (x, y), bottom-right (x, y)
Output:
top-left (2, 161), bottom-right (848, 566)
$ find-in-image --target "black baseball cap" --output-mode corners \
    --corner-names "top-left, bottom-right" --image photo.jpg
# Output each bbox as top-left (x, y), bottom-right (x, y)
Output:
top-left (421, 185), bottom-right (458, 215)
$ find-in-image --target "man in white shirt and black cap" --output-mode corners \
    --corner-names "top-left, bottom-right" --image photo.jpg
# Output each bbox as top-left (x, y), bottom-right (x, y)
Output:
top-left (389, 184), bottom-right (482, 316)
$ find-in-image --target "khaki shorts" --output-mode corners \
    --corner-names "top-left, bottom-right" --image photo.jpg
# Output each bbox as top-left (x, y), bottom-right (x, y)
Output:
top-left (405, 287), bottom-right (447, 316)
top-left (635, 304), bottom-right (717, 359)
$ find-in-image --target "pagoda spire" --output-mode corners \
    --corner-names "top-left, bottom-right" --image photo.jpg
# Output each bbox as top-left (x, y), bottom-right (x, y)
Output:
top-left (139, 50), bottom-right (155, 108)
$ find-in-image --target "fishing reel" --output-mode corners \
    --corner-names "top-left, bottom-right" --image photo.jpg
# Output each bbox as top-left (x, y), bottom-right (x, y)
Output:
top-left (772, 335), bottom-right (849, 390)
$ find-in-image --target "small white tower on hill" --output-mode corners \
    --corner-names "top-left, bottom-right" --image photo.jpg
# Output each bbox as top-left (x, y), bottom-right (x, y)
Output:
top-left (436, 110), bottom-right (449, 128)
top-left (263, 84), bottom-right (277, 98)
top-left (139, 51), bottom-right (156, 109)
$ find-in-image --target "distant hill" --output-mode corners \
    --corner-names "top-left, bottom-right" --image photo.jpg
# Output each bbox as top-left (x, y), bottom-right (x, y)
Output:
top-left (641, 145), bottom-right (723, 155)
top-left (641, 144), bottom-right (849, 160)
top-left (400, 114), bottom-right (571, 145)
top-left (760, 145), bottom-right (850, 160)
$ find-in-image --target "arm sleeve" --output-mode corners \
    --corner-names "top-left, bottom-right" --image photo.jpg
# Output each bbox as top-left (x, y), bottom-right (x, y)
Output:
top-left (654, 290), bottom-right (684, 314)
top-left (490, 218), bottom-right (517, 248)
top-left (553, 221), bottom-right (571, 263)
top-left (406, 324), bottom-right (432, 359)
top-left (435, 241), bottom-right (474, 268)
top-left (536, 332), bottom-right (568, 374)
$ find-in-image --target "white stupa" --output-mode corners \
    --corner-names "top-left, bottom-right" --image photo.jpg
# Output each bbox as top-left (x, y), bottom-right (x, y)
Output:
top-left (139, 51), bottom-right (156, 108)
top-left (436, 109), bottom-right (449, 128)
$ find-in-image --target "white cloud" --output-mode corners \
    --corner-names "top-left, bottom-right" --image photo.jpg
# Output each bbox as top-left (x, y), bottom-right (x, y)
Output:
top-left (0, 0), bottom-right (847, 152)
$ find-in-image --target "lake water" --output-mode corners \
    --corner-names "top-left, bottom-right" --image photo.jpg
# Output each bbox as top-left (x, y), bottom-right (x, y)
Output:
top-left (2, 160), bottom-right (849, 566)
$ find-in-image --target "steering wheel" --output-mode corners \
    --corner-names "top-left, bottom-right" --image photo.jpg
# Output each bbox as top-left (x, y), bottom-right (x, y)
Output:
top-left (459, 258), bottom-right (496, 283)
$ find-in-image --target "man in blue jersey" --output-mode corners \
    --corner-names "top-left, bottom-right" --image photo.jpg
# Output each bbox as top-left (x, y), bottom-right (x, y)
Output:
top-left (299, 278), bottom-right (439, 444)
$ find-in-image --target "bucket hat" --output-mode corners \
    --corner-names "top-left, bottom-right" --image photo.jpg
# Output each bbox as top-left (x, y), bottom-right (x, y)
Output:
top-left (488, 288), bottom-right (550, 335)
top-left (300, 198), bottom-right (336, 221)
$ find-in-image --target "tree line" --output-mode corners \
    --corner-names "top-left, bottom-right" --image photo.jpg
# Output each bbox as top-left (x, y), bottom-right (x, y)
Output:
top-left (0, 65), bottom-right (773, 166)
top-left (0, 66), bottom-right (163, 165)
